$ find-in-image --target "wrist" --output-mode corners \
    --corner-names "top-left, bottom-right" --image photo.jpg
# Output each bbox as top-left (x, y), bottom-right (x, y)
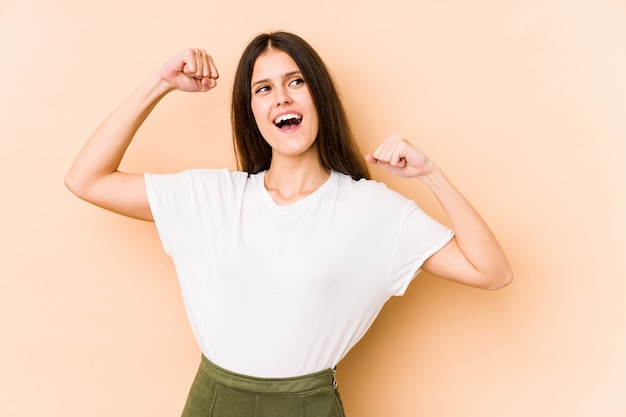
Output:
top-left (415, 163), bottom-right (445, 188)
top-left (135, 71), bottom-right (175, 104)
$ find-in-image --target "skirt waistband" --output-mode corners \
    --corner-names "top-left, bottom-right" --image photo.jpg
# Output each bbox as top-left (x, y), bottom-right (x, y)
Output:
top-left (198, 355), bottom-right (336, 395)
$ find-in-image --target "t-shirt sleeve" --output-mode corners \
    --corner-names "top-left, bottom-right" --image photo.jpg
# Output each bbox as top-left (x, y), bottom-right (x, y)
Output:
top-left (389, 202), bottom-right (454, 296)
top-left (144, 171), bottom-right (193, 254)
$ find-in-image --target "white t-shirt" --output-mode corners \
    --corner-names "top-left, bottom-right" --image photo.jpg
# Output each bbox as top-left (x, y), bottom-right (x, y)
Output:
top-left (145, 169), bottom-right (453, 377)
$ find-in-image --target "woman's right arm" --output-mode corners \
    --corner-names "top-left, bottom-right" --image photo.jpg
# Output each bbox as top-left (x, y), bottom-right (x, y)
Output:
top-left (64, 49), bottom-right (219, 221)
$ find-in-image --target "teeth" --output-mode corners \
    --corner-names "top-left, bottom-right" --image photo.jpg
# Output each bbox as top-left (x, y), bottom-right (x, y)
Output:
top-left (274, 113), bottom-right (302, 124)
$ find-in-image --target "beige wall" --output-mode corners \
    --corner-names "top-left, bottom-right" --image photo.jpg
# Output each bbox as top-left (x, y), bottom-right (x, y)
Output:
top-left (2, 0), bottom-right (625, 415)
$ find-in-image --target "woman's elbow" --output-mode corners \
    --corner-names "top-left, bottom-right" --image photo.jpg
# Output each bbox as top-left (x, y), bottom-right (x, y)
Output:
top-left (64, 170), bottom-right (86, 199)
top-left (482, 268), bottom-right (514, 290)
top-left (64, 168), bottom-right (101, 202)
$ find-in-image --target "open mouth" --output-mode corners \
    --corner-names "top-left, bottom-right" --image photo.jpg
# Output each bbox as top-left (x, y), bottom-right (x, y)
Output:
top-left (273, 113), bottom-right (303, 129)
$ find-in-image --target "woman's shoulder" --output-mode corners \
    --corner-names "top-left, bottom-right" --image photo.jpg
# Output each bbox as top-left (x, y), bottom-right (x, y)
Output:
top-left (335, 171), bottom-right (398, 193)
top-left (333, 171), bottom-right (412, 205)
top-left (146, 168), bottom-right (254, 194)
top-left (155, 168), bottom-right (250, 182)
top-left (180, 168), bottom-right (248, 178)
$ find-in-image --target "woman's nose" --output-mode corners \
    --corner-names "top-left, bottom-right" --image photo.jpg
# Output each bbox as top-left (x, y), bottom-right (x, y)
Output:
top-left (275, 87), bottom-right (292, 106)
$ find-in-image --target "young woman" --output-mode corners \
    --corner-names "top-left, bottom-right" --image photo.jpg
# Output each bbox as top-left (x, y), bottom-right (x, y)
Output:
top-left (65, 32), bottom-right (512, 417)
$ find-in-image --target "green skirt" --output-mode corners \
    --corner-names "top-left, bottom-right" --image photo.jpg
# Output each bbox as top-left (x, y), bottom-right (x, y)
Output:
top-left (181, 355), bottom-right (346, 417)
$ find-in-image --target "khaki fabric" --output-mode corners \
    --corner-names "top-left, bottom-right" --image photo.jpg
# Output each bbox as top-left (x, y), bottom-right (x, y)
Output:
top-left (181, 356), bottom-right (346, 417)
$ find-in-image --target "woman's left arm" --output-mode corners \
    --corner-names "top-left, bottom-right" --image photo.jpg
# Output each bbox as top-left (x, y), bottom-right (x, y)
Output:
top-left (366, 133), bottom-right (513, 290)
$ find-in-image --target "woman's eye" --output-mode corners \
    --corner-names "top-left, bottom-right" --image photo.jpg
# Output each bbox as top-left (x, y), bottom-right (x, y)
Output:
top-left (289, 78), bottom-right (305, 87)
top-left (255, 86), bottom-right (270, 94)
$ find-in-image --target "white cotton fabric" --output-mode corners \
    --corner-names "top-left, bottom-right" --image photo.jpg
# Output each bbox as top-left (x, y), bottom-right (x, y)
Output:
top-left (145, 169), bottom-right (453, 377)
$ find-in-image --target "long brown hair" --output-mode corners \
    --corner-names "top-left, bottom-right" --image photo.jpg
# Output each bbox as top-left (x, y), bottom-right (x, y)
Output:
top-left (231, 32), bottom-right (370, 181)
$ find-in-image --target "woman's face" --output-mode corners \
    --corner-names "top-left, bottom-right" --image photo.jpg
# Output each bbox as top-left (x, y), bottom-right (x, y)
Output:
top-left (250, 49), bottom-right (320, 162)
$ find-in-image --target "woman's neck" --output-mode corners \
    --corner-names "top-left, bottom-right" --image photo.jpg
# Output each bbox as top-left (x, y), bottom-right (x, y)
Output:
top-left (264, 157), bottom-right (330, 205)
